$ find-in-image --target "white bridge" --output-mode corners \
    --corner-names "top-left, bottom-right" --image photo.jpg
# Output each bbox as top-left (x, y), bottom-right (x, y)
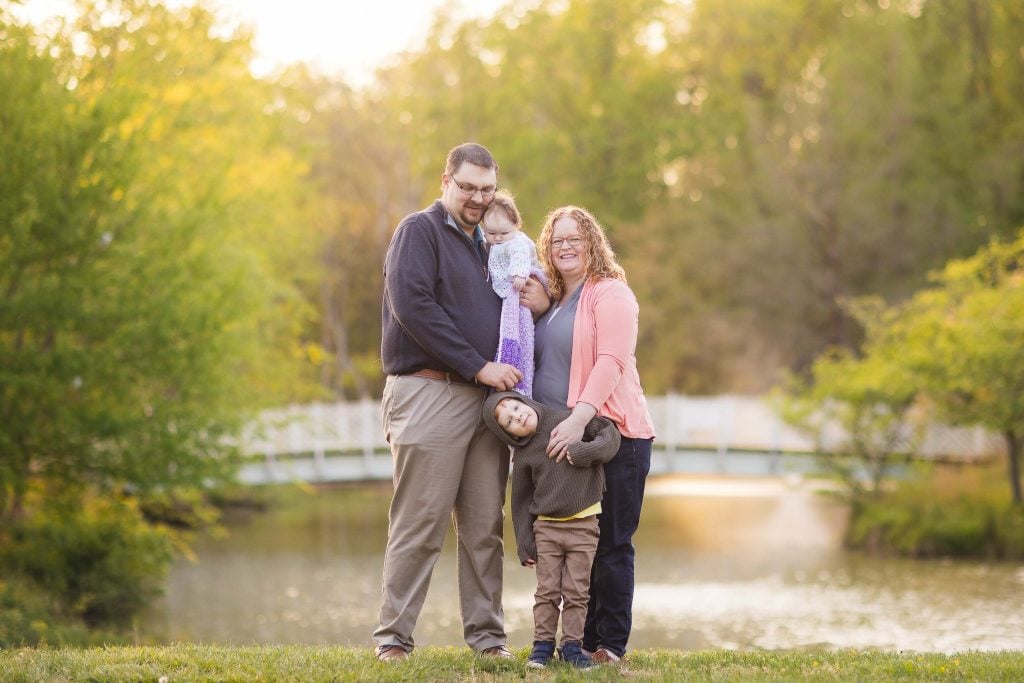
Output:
top-left (236, 395), bottom-right (1002, 485)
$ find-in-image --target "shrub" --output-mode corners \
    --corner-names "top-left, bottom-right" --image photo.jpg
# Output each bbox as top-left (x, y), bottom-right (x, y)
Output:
top-left (848, 464), bottom-right (1024, 559)
top-left (0, 493), bottom-right (175, 627)
top-left (0, 575), bottom-right (124, 647)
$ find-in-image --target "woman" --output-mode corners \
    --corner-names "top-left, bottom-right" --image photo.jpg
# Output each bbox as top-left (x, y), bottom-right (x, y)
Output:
top-left (525, 205), bottom-right (655, 665)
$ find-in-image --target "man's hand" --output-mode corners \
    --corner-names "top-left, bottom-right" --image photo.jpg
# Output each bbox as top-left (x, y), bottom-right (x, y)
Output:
top-left (523, 558), bottom-right (536, 568)
top-left (518, 277), bottom-right (551, 319)
top-left (475, 362), bottom-right (523, 391)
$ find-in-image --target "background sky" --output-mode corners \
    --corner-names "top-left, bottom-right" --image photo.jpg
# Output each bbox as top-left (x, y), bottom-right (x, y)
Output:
top-left (15, 0), bottom-right (509, 83)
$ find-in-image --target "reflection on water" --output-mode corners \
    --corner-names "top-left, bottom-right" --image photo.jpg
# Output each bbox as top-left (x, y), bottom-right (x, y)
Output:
top-left (143, 477), bottom-right (1024, 652)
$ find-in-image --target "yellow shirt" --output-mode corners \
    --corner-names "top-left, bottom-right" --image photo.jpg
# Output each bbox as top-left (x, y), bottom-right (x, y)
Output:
top-left (537, 501), bottom-right (601, 522)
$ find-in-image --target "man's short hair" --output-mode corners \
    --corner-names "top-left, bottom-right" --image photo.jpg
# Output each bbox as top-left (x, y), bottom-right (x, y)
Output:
top-left (446, 142), bottom-right (498, 176)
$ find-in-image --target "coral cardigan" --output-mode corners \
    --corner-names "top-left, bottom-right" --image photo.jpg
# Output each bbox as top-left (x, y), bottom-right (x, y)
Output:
top-left (568, 278), bottom-right (656, 439)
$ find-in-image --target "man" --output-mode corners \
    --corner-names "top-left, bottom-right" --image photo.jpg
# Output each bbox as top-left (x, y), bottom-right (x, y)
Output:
top-left (373, 143), bottom-right (545, 662)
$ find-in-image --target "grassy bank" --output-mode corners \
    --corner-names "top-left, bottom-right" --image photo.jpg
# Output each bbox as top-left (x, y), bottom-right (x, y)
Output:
top-left (847, 464), bottom-right (1024, 559)
top-left (2, 645), bottom-right (1023, 682)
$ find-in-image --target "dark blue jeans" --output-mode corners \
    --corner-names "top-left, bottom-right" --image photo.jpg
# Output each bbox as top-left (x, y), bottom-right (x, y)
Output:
top-left (582, 436), bottom-right (652, 657)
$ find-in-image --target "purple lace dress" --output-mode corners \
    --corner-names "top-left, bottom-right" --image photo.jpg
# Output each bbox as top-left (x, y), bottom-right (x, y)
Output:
top-left (488, 232), bottom-right (547, 396)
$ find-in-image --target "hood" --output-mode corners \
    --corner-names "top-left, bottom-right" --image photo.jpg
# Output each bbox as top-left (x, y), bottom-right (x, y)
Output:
top-left (481, 390), bottom-right (546, 448)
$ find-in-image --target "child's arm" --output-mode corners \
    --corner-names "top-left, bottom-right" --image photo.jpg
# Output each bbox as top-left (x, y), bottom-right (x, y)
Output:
top-left (507, 237), bottom-right (533, 280)
top-left (565, 416), bottom-right (622, 468)
top-left (510, 456), bottom-right (538, 566)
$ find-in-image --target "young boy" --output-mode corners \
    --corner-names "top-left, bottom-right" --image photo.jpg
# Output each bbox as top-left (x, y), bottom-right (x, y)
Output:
top-left (482, 192), bottom-right (546, 397)
top-left (481, 391), bottom-right (620, 669)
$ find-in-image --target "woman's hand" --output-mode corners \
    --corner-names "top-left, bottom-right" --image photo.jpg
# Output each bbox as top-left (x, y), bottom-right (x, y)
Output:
top-left (547, 402), bottom-right (598, 462)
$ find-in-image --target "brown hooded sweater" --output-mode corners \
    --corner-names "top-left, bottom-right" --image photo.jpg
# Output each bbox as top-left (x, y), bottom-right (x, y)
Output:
top-left (482, 391), bottom-right (621, 564)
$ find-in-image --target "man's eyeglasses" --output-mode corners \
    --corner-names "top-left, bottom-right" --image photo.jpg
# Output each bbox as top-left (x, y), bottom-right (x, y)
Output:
top-left (449, 176), bottom-right (497, 198)
top-left (551, 236), bottom-right (584, 249)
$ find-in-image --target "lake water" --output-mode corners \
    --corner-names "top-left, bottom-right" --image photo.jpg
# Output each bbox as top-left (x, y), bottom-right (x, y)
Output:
top-left (142, 476), bottom-right (1024, 653)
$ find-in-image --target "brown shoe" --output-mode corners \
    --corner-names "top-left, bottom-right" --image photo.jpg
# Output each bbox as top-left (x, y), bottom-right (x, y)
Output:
top-left (479, 644), bottom-right (514, 659)
top-left (375, 644), bottom-right (410, 662)
top-left (591, 647), bottom-right (622, 664)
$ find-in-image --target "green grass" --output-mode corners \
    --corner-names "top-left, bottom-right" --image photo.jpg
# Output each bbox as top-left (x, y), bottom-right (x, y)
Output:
top-left (2, 645), bottom-right (1022, 682)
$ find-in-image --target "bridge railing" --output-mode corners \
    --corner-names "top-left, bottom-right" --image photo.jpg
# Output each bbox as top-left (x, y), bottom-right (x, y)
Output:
top-left (236, 395), bottom-right (1005, 485)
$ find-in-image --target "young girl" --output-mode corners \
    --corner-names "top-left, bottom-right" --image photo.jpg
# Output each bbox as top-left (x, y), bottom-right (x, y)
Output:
top-left (483, 191), bottom-right (546, 396)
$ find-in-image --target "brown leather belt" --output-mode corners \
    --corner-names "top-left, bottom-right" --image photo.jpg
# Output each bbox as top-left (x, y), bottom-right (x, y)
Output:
top-left (404, 368), bottom-right (476, 386)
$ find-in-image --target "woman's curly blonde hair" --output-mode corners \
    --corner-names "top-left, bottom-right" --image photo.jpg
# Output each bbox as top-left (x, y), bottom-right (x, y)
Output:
top-left (537, 205), bottom-right (626, 301)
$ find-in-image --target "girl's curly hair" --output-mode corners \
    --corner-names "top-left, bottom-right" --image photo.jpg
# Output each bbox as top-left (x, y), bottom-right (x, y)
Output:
top-left (537, 205), bottom-right (626, 301)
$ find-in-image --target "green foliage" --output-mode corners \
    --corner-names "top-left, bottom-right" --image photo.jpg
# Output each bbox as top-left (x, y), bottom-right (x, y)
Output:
top-left (885, 232), bottom-right (1024, 502)
top-left (781, 231), bottom-right (1024, 503)
top-left (848, 465), bottom-right (1024, 559)
top-left (289, 0), bottom-right (1024, 397)
top-left (269, 67), bottom-right (409, 399)
top-left (775, 300), bottom-right (923, 498)
top-left (623, 0), bottom-right (1024, 392)
top-left (0, 491), bottom-right (174, 627)
top-left (895, 233), bottom-right (1024, 430)
top-left (0, 1), bottom-right (324, 517)
top-left (0, 575), bottom-right (123, 648)
top-left (10, 0), bottom-right (1008, 403)
top-left (8, 0), bottom-right (1024, 409)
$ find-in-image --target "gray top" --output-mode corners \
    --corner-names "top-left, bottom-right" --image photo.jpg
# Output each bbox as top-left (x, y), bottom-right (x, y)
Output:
top-left (532, 284), bottom-right (584, 408)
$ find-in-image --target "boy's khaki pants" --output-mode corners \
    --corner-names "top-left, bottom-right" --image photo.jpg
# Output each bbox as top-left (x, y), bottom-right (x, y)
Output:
top-left (532, 516), bottom-right (599, 645)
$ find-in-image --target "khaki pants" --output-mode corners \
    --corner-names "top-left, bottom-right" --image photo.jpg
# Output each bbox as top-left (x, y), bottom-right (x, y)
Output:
top-left (372, 375), bottom-right (509, 652)
top-left (532, 516), bottom-right (599, 645)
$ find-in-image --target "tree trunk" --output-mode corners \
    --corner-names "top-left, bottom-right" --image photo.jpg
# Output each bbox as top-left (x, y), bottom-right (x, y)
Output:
top-left (0, 473), bottom-right (27, 524)
top-left (321, 273), bottom-right (369, 401)
top-left (965, 0), bottom-right (992, 99)
top-left (1006, 430), bottom-right (1022, 505)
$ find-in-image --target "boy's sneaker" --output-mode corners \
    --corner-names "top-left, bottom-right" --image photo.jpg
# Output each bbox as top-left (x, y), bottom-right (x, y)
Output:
top-left (558, 641), bottom-right (595, 669)
top-left (526, 640), bottom-right (555, 669)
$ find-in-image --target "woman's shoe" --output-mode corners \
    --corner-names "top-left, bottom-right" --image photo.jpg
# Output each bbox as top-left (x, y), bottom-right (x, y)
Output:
top-left (591, 647), bottom-right (622, 664)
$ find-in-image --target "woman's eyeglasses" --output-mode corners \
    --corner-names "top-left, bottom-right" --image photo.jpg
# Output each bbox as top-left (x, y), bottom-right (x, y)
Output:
top-left (551, 236), bottom-right (583, 249)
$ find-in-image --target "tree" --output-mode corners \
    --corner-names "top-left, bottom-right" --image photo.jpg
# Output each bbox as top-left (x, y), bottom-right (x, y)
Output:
top-left (236, 0), bottom-right (1024, 398)
top-left (629, 0), bottom-right (1024, 392)
top-left (274, 68), bottom-right (418, 399)
top-left (299, 0), bottom-right (689, 397)
top-left (785, 231), bottom-right (1024, 505)
top-left (893, 232), bottom-right (1024, 504)
top-left (777, 300), bottom-right (923, 499)
top-left (0, 0), bottom-right (318, 518)
top-left (373, 0), bottom-right (684, 230)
